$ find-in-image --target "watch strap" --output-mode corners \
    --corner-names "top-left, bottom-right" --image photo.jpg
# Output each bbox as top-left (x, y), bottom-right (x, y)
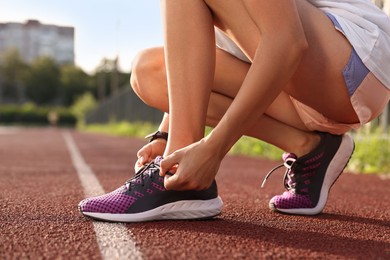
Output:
top-left (145, 130), bottom-right (168, 143)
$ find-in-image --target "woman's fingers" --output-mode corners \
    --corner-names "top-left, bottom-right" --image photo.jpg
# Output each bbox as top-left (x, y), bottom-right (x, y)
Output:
top-left (135, 144), bottom-right (152, 171)
top-left (135, 140), bottom-right (167, 171)
top-left (159, 152), bottom-right (180, 177)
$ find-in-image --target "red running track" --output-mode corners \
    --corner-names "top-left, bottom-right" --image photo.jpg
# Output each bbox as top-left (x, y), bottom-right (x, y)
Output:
top-left (0, 128), bottom-right (389, 259)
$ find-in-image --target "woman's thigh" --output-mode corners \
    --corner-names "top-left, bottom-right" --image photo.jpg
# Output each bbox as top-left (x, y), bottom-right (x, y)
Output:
top-left (287, 0), bottom-right (358, 124)
top-left (213, 48), bottom-right (308, 130)
top-left (133, 46), bottom-right (308, 130)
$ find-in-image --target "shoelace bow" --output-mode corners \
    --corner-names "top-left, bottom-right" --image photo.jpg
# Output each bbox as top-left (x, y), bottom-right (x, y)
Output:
top-left (125, 161), bottom-right (159, 190)
top-left (261, 157), bottom-right (302, 193)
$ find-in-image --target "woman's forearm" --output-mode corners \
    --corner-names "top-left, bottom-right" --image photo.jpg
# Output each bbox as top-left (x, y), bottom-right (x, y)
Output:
top-left (207, 34), bottom-right (308, 158)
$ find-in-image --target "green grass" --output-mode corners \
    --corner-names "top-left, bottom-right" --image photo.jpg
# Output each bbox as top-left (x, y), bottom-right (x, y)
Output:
top-left (80, 121), bottom-right (157, 139)
top-left (349, 130), bottom-right (390, 174)
top-left (81, 121), bottom-right (390, 175)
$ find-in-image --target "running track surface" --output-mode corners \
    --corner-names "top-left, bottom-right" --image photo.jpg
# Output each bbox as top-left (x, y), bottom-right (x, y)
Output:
top-left (1, 128), bottom-right (389, 259)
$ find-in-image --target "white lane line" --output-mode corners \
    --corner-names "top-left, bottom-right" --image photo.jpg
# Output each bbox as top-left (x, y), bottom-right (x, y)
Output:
top-left (63, 131), bottom-right (143, 260)
top-left (0, 127), bottom-right (20, 135)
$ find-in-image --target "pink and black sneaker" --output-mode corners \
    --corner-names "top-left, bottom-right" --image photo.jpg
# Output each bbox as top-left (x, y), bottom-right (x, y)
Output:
top-left (262, 132), bottom-right (354, 215)
top-left (78, 156), bottom-right (223, 222)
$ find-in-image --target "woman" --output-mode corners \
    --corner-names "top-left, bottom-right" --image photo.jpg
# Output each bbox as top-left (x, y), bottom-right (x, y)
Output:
top-left (78, 0), bottom-right (390, 222)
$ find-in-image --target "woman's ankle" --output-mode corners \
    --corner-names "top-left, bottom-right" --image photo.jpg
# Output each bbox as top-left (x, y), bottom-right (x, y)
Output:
top-left (292, 132), bottom-right (321, 158)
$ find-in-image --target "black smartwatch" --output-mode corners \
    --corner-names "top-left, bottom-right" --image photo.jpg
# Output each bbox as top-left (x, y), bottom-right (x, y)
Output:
top-left (145, 130), bottom-right (168, 143)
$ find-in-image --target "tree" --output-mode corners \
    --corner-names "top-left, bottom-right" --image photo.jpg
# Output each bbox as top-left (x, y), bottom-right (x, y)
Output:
top-left (60, 65), bottom-right (93, 106)
top-left (0, 48), bottom-right (28, 103)
top-left (70, 92), bottom-right (97, 125)
top-left (25, 57), bottom-right (60, 105)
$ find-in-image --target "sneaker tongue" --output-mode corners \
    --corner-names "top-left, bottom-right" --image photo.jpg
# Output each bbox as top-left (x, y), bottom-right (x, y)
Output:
top-left (154, 156), bottom-right (163, 166)
top-left (282, 152), bottom-right (297, 162)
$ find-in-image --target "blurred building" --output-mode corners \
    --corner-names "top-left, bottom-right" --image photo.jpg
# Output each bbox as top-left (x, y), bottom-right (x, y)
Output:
top-left (0, 19), bottom-right (74, 65)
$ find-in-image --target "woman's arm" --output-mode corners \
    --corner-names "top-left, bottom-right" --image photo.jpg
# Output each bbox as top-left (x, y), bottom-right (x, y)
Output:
top-left (207, 0), bottom-right (308, 158)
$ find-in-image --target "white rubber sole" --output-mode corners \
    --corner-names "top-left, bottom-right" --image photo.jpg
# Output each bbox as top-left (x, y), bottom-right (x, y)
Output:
top-left (274, 134), bottom-right (355, 215)
top-left (82, 196), bottom-right (223, 222)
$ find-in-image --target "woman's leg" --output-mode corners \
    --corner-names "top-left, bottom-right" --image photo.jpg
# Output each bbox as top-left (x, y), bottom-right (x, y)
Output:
top-left (199, 0), bottom-right (357, 215)
top-left (160, 0), bottom-right (215, 156)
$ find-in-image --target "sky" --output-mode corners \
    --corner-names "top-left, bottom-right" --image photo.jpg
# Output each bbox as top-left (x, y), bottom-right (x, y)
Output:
top-left (0, 0), bottom-right (163, 73)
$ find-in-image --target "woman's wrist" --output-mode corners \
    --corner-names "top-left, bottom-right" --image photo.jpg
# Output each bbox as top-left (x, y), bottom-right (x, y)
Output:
top-left (204, 128), bottom-right (236, 160)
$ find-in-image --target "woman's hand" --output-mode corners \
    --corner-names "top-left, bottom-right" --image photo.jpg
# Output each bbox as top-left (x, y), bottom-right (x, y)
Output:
top-left (134, 139), bottom-right (167, 171)
top-left (159, 138), bottom-right (222, 191)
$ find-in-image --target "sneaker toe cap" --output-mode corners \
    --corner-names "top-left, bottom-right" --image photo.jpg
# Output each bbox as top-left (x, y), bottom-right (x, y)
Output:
top-left (78, 189), bottom-right (137, 214)
top-left (270, 192), bottom-right (313, 210)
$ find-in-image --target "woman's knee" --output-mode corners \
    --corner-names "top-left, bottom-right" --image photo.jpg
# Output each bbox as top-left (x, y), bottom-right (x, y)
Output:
top-left (130, 47), bottom-right (166, 103)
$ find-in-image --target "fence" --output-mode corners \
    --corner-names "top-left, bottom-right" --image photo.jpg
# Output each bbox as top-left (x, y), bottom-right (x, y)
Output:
top-left (85, 85), bottom-right (163, 125)
top-left (86, 83), bottom-right (389, 133)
